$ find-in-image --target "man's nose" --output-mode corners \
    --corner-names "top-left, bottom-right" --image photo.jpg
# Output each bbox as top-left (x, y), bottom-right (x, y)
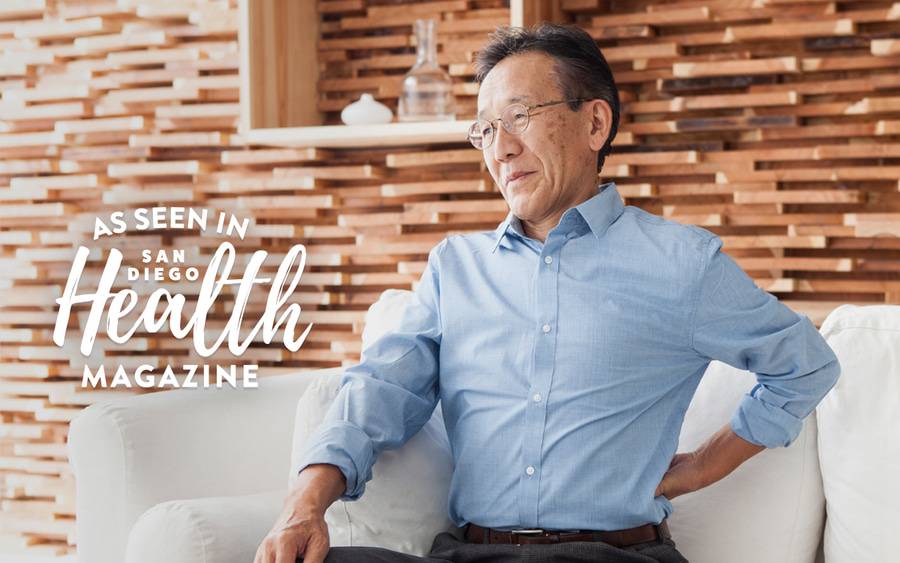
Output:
top-left (492, 124), bottom-right (521, 162)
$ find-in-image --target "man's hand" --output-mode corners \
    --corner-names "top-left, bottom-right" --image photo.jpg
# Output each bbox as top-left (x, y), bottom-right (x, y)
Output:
top-left (654, 451), bottom-right (706, 500)
top-left (254, 463), bottom-right (347, 563)
top-left (654, 422), bottom-right (767, 501)
top-left (254, 508), bottom-right (330, 563)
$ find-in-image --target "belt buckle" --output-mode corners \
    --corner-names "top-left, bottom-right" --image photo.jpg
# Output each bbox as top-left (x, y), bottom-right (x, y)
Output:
top-left (510, 528), bottom-right (545, 535)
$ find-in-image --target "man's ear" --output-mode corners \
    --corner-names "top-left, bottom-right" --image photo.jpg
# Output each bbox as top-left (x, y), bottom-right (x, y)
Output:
top-left (587, 99), bottom-right (612, 153)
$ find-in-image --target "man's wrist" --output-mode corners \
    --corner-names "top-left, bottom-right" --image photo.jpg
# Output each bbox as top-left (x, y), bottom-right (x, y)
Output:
top-left (695, 423), bottom-right (766, 486)
top-left (289, 463), bottom-right (348, 514)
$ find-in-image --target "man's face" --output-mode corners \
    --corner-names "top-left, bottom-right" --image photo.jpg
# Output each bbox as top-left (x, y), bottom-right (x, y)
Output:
top-left (477, 51), bottom-right (606, 226)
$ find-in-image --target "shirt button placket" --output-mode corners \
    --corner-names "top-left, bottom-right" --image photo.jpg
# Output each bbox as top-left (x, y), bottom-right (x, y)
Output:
top-left (519, 239), bottom-right (561, 528)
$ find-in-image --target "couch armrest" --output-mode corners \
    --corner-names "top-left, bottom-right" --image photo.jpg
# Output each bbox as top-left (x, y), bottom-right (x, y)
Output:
top-left (125, 488), bottom-right (287, 563)
top-left (67, 367), bottom-right (342, 563)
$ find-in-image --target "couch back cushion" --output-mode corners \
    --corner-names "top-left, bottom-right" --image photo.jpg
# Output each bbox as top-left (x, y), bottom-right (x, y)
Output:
top-left (362, 288), bottom-right (419, 354)
top-left (817, 304), bottom-right (900, 563)
top-left (672, 359), bottom-right (825, 563)
top-left (290, 373), bottom-right (456, 556)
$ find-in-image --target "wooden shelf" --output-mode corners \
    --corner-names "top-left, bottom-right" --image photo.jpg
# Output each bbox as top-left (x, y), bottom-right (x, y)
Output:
top-left (238, 0), bottom-right (562, 134)
top-left (244, 120), bottom-right (471, 148)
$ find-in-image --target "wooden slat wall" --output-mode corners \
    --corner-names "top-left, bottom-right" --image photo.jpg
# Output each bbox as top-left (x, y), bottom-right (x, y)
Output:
top-left (561, 0), bottom-right (900, 321)
top-left (0, 0), bottom-right (897, 558)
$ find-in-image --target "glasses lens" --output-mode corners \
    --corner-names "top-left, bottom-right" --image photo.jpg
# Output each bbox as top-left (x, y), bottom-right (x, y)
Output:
top-left (470, 119), bottom-right (495, 150)
top-left (467, 121), bottom-right (484, 149)
top-left (502, 103), bottom-right (529, 134)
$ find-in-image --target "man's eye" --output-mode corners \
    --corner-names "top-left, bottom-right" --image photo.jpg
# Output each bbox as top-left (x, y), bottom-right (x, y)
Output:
top-left (513, 111), bottom-right (527, 120)
top-left (481, 126), bottom-right (492, 136)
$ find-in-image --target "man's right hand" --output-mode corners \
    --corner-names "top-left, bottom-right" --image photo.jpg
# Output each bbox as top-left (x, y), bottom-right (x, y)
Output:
top-left (254, 464), bottom-right (347, 563)
top-left (254, 508), bottom-right (330, 563)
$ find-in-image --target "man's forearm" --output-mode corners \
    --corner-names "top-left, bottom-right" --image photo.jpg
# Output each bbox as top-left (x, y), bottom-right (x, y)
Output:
top-left (656, 421), bottom-right (768, 499)
top-left (288, 463), bottom-right (348, 515)
top-left (695, 422), bottom-right (766, 487)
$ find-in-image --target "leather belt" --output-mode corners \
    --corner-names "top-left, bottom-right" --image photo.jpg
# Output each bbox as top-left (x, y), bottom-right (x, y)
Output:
top-left (464, 518), bottom-right (671, 548)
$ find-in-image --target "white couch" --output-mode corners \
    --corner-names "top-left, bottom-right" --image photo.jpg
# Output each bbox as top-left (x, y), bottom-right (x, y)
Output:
top-left (67, 292), bottom-right (900, 563)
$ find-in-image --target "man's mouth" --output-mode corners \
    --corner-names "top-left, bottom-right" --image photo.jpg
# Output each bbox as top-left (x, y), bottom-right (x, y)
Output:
top-left (505, 171), bottom-right (535, 187)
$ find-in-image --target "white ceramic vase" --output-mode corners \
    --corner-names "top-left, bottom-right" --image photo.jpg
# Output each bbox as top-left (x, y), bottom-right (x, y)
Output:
top-left (340, 93), bottom-right (393, 125)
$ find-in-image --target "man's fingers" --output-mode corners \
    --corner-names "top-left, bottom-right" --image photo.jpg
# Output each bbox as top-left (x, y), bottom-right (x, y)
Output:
top-left (255, 540), bottom-right (274, 563)
top-left (301, 538), bottom-right (330, 563)
top-left (273, 541), bottom-right (296, 563)
top-left (257, 510), bottom-right (329, 563)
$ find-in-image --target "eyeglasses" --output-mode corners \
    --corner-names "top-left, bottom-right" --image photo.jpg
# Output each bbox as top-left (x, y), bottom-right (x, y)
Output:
top-left (467, 99), bottom-right (589, 150)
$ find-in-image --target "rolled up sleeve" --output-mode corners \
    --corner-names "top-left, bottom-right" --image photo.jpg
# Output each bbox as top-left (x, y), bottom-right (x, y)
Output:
top-left (690, 235), bottom-right (841, 448)
top-left (294, 239), bottom-right (445, 501)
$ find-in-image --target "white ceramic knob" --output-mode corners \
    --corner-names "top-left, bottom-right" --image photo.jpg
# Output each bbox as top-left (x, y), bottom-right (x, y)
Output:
top-left (340, 93), bottom-right (393, 125)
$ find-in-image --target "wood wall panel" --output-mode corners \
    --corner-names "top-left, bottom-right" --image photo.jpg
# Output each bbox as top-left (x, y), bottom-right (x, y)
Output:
top-left (563, 0), bottom-right (900, 323)
top-left (0, 0), bottom-right (896, 558)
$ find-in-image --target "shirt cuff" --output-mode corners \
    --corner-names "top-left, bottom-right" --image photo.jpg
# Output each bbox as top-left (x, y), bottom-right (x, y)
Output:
top-left (730, 385), bottom-right (805, 448)
top-left (294, 421), bottom-right (375, 501)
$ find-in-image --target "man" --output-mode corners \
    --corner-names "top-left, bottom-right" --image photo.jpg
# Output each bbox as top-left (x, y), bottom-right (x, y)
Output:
top-left (255, 23), bottom-right (841, 563)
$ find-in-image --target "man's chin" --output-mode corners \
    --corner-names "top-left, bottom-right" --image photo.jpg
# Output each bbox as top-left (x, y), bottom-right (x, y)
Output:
top-left (509, 203), bottom-right (529, 219)
top-left (508, 193), bottom-right (534, 217)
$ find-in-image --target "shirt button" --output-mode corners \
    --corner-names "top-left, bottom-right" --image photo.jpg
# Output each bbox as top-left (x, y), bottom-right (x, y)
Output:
top-left (532, 393), bottom-right (542, 402)
top-left (544, 256), bottom-right (553, 265)
top-left (526, 466), bottom-right (535, 476)
top-left (542, 324), bottom-right (551, 333)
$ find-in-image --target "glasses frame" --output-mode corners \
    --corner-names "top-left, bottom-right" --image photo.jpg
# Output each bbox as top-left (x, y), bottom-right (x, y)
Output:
top-left (467, 98), bottom-right (590, 150)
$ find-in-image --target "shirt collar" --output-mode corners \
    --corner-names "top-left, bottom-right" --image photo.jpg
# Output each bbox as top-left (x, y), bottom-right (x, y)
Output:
top-left (490, 180), bottom-right (624, 254)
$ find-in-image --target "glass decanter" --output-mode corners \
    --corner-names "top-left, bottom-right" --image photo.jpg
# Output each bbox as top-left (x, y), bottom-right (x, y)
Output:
top-left (398, 19), bottom-right (456, 122)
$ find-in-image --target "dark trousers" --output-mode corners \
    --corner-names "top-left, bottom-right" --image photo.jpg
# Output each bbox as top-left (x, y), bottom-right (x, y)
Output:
top-left (308, 528), bottom-right (690, 563)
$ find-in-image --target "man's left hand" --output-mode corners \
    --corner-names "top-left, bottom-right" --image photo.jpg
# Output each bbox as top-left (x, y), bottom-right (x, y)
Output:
top-left (653, 451), bottom-right (707, 500)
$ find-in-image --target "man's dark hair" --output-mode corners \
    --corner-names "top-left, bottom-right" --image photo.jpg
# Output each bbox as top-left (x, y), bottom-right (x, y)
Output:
top-left (474, 23), bottom-right (620, 173)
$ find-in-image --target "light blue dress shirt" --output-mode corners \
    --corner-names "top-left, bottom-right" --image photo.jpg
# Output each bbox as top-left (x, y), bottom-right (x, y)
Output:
top-left (296, 180), bottom-right (841, 531)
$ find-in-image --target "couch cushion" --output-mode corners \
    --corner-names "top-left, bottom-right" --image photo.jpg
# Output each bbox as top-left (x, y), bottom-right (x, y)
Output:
top-left (817, 304), bottom-right (900, 563)
top-left (289, 372), bottom-right (457, 556)
top-left (124, 489), bottom-right (286, 563)
top-left (362, 288), bottom-right (417, 351)
top-left (668, 359), bottom-right (825, 563)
